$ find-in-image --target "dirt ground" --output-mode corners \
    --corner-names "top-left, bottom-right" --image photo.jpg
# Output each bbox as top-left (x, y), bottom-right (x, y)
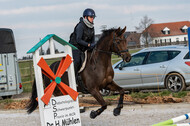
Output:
top-left (2, 92), bottom-right (190, 110)
top-left (0, 103), bottom-right (190, 126)
top-left (0, 93), bottom-right (190, 126)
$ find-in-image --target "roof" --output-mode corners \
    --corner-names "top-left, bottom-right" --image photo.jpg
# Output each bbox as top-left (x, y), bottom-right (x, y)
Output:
top-left (144, 21), bottom-right (190, 37)
top-left (126, 33), bottom-right (141, 43)
top-left (27, 34), bottom-right (77, 54)
top-left (0, 28), bottom-right (16, 53)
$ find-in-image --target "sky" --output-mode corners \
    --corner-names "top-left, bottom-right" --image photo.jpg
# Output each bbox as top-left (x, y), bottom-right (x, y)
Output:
top-left (0, 0), bottom-right (190, 58)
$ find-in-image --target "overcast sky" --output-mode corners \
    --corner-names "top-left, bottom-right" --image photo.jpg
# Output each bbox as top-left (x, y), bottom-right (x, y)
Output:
top-left (0, 0), bottom-right (190, 58)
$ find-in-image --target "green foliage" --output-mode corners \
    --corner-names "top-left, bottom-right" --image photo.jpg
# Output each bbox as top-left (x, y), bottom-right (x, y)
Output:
top-left (130, 91), bottom-right (188, 99)
top-left (172, 91), bottom-right (188, 98)
top-left (0, 99), bottom-right (14, 104)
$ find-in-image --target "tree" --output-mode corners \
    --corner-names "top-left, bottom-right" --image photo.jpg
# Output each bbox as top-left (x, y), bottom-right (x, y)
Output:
top-left (39, 46), bottom-right (45, 55)
top-left (135, 15), bottom-right (154, 46)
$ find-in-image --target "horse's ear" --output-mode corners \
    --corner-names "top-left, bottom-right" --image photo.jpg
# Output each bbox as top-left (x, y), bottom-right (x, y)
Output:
top-left (120, 26), bottom-right (127, 35)
top-left (115, 27), bottom-right (121, 35)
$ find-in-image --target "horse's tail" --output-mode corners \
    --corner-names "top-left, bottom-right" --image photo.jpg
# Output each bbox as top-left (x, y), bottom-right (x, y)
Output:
top-left (26, 79), bottom-right (38, 114)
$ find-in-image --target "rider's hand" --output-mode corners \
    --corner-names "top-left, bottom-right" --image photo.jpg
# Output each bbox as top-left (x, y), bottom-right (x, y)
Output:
top-left (89, 43), bottom-right (96, 50)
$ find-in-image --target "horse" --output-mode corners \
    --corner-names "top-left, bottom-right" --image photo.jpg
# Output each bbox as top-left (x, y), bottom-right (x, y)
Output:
top-left (26, 26), bottom-right (131, 119)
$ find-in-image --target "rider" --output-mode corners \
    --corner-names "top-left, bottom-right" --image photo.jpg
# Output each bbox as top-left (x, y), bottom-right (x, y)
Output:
top-left (69, 8), bottom-right (96, 92)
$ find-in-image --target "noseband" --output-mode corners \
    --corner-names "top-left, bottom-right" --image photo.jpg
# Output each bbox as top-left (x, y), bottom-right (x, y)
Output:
top-left (112, 35), bottom-right (129, 56)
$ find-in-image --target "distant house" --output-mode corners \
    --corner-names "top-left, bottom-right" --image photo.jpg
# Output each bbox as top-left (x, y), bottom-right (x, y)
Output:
top-left (126, 32), bottom-right (141, 47)
top-left (141, 21), bottom-right (190, 46)
top-left (95, 31), bottom-right (140, 48)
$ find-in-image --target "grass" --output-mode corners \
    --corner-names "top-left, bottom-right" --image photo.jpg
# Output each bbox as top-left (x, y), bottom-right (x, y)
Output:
top-left (172, 91), bottom-right (188, 98)
top-left (0, 99), bottom-right (14, 104)
top-left (130, 91), bottom-right (189, 99)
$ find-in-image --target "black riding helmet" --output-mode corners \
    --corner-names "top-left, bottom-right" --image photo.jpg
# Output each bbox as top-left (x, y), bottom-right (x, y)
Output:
top-left (83, 8), bottom-right (96, 18)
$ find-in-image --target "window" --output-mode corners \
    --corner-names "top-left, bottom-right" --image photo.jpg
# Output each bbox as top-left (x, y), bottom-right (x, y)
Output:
top-left (176, 38), bottom-right (179, 42)
top-left (163, 27), bottom-right (170, 35)
top-left (115, 52), bottom-right (148, 68)
top-left (182, 29), bottom-right (187, 33)
top-left (146, 51), bottom-right (168, 64)
top-left (155, 40), bottom-right (158, 44)
top-left (181, 25), bottom-right (188, 33)
top-left (184, 52), bottom-right (190, 59)
top-left (184, 37), bottom-right (187, 42)
top-left (168, 51), bottom-right (180, 60)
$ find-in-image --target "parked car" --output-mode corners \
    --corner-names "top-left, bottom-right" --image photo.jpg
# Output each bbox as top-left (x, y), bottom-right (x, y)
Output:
top-left (113, 45), bottom-right (190, 92)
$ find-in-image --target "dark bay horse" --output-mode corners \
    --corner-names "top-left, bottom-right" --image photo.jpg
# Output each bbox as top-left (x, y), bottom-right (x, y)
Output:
top-left (26, 27), bottom-right (131, 119)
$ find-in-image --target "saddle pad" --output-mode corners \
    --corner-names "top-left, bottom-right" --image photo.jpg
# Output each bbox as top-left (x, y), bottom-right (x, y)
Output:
top-left (78, 51), bottom-right (87, 73)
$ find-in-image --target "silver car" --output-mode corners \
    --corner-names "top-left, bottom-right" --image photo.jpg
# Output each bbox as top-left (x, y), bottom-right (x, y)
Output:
top-left (113, 45), bottom-right (190, 92)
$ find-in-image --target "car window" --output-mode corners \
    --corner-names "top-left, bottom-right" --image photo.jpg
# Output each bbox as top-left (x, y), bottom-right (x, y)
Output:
top-left (146, 51), bottom-right (168, 64)
top-left (184, 52), bottom-right (190, 59)
top-left (168, 51), bottom-right (180, 60)
top-left (115, 52), bottom-right (148, 68)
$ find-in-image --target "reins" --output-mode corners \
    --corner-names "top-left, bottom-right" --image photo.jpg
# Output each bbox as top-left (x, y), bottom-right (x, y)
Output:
top-left (89, 31), bottom-right (129, 70)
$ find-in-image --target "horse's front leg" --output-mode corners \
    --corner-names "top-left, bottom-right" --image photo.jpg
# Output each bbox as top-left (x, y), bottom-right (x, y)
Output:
top-left (88, 88), bottom-right (107, 119)
top-left (107, 81), bottom-right (125, 116)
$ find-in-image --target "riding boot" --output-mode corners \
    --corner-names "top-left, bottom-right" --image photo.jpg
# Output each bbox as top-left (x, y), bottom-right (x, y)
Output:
top-left (73, 59), bottom-right (89, 94)
top-left (77, 75), bottom-right (89, 94)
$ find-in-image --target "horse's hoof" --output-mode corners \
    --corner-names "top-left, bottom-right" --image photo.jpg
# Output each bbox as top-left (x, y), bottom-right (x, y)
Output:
top-left (113, 108), bottom-right (121, 116)
top-left (90, 110), bottom-right (97, 119)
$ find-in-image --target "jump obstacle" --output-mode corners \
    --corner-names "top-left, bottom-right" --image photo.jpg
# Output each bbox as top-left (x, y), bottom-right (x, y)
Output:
top-left (152, 113), bottom-right (190, 126)
top-left (27, 34), bottom-right (81, 126)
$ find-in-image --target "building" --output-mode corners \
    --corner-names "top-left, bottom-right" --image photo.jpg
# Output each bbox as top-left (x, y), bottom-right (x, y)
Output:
top-left (141, 21), bottom-right (190, 46)
top-left (126, 32), bottom-right (141, 48)
top-left (95, 31), bottom-right (140, 48)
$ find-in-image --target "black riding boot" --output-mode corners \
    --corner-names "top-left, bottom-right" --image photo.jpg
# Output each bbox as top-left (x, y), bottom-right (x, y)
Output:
top-left (73, 50), bottom-right (89, 94)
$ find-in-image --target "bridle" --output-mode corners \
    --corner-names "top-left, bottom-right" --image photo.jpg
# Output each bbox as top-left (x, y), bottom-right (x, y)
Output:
top-left (94, 32), bottom-right (129, 57)
top-left (89, 32), bottom-right (129, 70)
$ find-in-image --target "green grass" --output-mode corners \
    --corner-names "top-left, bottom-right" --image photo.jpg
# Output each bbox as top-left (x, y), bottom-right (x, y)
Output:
top-left (0, 99), bottom-right (14, 104)
top-left (172, 91), bottom-right (188, 98)
top-left (130, 91), bottom-right (189, 99)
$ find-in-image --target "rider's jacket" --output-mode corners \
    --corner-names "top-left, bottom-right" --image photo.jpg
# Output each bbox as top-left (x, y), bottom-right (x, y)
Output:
top-left (69, 17), bottom-right (95, 52)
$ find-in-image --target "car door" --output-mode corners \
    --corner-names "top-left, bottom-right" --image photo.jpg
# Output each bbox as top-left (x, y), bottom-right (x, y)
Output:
top-left (141, 51), bottom-right (170, 88)
top-left (113, 52), bottom-right (148, 89)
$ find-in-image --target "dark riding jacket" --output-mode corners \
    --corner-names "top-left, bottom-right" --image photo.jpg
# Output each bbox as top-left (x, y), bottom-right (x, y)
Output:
top-left (69, 17), bottom-right (95, 52)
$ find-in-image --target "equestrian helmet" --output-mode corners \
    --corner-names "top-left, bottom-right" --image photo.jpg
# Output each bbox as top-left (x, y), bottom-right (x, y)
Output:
top-left (83, 8), bottom-right (96, 18)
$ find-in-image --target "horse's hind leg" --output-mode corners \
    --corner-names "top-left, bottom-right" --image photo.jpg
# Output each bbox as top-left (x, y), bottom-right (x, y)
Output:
top-left (107, 81), bottom-right (125, 116)
top-left (89, 88), bottom-right (107, 119)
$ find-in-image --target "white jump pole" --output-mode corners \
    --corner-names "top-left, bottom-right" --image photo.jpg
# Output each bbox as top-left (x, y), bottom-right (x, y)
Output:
top-left (152, 113), bottom-right (190, 126)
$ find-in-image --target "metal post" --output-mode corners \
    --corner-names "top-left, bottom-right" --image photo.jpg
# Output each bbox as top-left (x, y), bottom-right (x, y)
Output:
top-left (188, 27), bottom-right (190, 56)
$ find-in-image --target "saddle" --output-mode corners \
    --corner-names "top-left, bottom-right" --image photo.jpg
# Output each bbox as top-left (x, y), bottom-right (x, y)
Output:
top-left (76, 51), bottom-right (89, 94)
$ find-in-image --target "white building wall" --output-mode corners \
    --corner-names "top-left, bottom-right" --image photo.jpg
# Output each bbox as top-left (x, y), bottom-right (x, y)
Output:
top-left (152, 34), bottom-right (188, 44)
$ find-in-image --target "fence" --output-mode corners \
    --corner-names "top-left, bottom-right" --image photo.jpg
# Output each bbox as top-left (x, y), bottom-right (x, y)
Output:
top-left (127, 41), bottom-right (188, 49)
top-left (18, 58), bottom-right (62, 92)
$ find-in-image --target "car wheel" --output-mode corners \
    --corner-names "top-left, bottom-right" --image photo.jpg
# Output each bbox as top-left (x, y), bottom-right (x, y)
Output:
top-left (2, 95), bottom-right (12, 99)
top-left (165, 73), bottom-right (186, 92)
top-left (100, 89), bottom-right (111, 96)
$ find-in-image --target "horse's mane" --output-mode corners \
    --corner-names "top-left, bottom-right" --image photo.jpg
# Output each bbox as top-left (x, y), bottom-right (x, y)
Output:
top-left (96, 28), bottom-right (117, 45)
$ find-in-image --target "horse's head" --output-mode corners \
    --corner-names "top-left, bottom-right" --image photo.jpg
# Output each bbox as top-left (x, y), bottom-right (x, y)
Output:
top-left (111, 27), bottom-right (131, 62)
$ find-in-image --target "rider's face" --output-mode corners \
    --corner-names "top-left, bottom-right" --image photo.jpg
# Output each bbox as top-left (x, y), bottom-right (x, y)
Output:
top-left (87, 16), bottom-right (94, 23)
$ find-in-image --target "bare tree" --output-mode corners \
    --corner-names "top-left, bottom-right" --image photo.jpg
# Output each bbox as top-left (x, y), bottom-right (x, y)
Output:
top-left (135, 15), bottom-right (154, 46)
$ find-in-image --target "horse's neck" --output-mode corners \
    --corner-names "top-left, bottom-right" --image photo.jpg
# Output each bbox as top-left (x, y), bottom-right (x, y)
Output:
top-left (88, 41), bottom-right (112, 68)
